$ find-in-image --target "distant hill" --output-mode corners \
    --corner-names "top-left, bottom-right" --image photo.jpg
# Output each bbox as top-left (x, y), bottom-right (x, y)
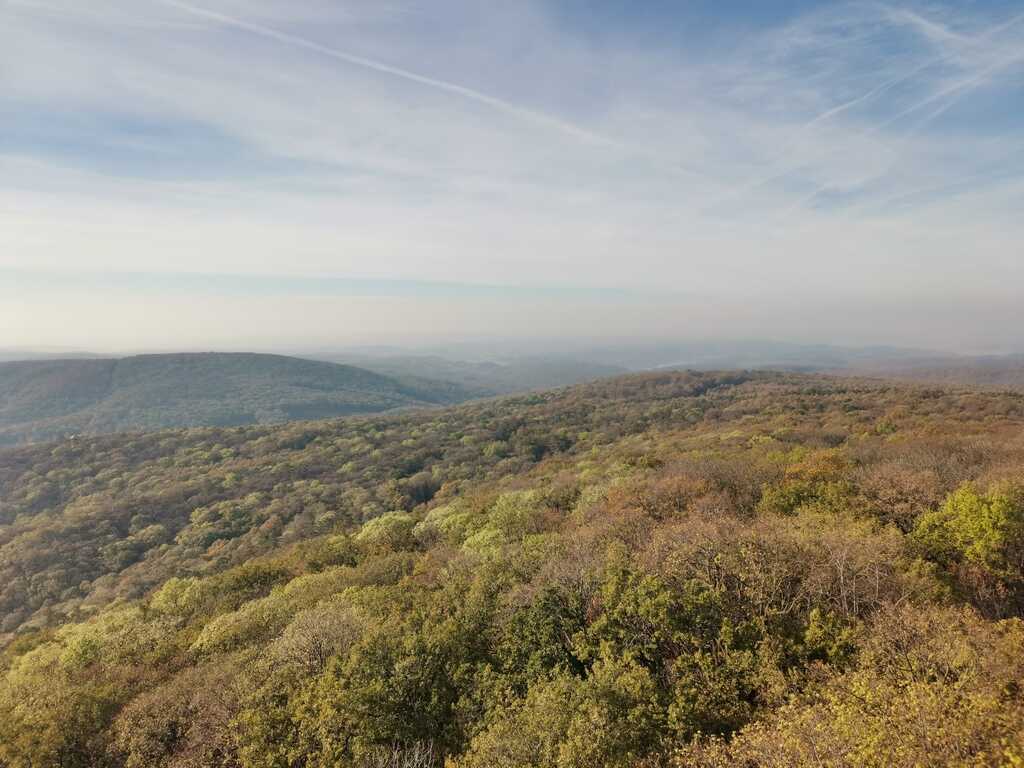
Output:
top-left (567, 340), bottom-right (936, 371)
top-left (0, 353), bottom-right (474, 445)
top-left (0, 347), bottom-right (104, 363)
top-left (320, 353), bottom-right (628, 395)
top-left (832, 354), bottom-right (1024, 391)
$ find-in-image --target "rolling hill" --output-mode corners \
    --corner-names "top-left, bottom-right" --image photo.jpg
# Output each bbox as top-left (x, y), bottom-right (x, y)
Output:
top-left (835, 354), bottom-right (1024, 391)
top-left (0, 353), bottom-right (475, 445)
top-left (2, 370), bottom-right (1024, 766)
top-left (318, 353), bottom-right (628, 396)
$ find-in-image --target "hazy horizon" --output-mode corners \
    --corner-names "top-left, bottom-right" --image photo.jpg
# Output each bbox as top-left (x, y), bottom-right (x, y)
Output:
top-left (4, 0), bottom-right (1023, 353)
top-left (3, 334), bottom-right (1020, 366)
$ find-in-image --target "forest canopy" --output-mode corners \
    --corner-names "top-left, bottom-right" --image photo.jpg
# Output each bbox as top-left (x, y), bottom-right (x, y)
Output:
top-left (2, 370), bottom-right (1024, 767)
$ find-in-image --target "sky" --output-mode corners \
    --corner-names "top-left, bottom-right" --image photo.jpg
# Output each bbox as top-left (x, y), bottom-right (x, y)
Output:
top-left (2, 0), bottom-right (1023, 354)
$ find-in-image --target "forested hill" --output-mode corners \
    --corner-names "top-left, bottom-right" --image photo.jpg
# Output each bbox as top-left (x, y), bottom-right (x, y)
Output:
top-left (0, 353), bottom-right (474, 445)
top-left (3, 370), bottom-right (1024, 766)
top-left (323, 353), bottom-right (628, 395)
top-left (0, 370), bottom-right (751, 635)
top-left (838, 354), bottom-right (1024, 391)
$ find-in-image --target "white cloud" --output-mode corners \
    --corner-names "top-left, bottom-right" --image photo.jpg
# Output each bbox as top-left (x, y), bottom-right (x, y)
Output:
top-left (2, 0), bottom-right (1023, 351)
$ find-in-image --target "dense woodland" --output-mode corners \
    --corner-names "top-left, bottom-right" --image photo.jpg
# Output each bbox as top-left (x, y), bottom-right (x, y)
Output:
top-left (2, 371), bottom-right (1024, 766)
top-left (0, 353), bottom-right (473, 446)
top-left (327, 354), bottom-right (628, 396)
top-left (844, 355), bottom-right (1024, 392)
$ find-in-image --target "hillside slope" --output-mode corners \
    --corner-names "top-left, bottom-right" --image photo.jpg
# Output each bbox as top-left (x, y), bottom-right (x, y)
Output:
top-left (321, 353), bottom-right (628, 395)
top-left (0, 370), bottom-right (751, 633)
top-left (0, 353), bottom-right (473, 445)
top-left (837, 354), bottom-right (1024, 391)
top-left (2, 371), bottom-right (1024, 767)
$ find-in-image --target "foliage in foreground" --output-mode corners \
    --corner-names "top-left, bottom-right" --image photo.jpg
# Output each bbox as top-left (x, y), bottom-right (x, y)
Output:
top-left (2, 371), bottom-right (1024, 767)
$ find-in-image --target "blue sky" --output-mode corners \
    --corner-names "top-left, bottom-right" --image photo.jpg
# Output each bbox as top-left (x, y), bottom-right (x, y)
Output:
top-left (2, 0), bottom-right (1023, 352)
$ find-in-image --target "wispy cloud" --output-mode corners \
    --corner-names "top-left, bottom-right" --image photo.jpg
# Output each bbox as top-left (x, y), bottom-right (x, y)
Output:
top-left (2, 0), bottom-right (1023, 350)
top-left (153, 0), bottom-right (614, 147)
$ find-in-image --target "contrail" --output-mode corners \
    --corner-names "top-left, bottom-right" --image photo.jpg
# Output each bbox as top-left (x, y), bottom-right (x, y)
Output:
top-left (804, 57), bottom-right (943, 130)
top-left (153, 0), bottom-right (613, 147)
top-left (783, 49), bottom-right (1024, 222)
top-left (153, 0), bottom-right (716, 183)
top-left (705, 9), bottom-right (1024, 215)
top-left (694, 62), bottom-right (937, 215)
top-left (889, 48), bottom-right (1024, 132)
top-left (827, 10), bottom-right (1024, 138)
top-left (700, 62), bottom-right (931, 211)
top-left (703, 45), bottom-right (971, 213)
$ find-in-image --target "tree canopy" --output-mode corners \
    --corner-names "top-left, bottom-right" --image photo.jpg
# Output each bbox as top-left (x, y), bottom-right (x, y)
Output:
top-left (3, 370), bottom-right (1024, 767)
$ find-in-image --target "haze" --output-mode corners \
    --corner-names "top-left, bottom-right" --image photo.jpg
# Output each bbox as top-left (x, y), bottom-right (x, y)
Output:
top-left (3, 0), bottom-right (1023, 353)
